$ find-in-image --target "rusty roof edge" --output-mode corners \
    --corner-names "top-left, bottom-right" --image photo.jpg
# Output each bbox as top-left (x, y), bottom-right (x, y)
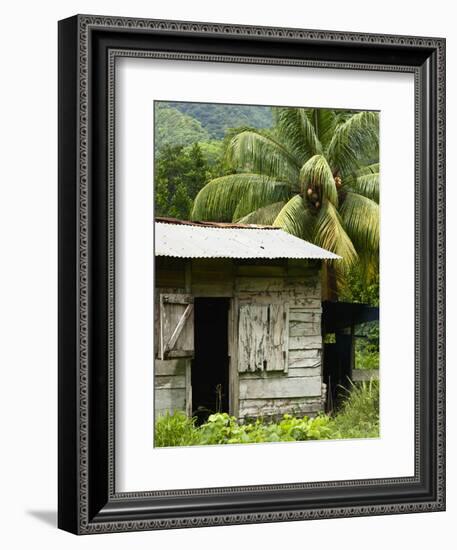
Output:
top-left (155, 216), bottom-right (278, 230)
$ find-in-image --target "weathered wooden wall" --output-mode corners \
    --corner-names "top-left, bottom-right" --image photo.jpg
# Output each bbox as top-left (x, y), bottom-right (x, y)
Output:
top-left (236, 259), bottom-right (324, 421)
top-left (154, 358), bottom-right (191, 417)
top-left (154, 257), bottom-right (325, 422)
top-left (154, 264), bottom-right (192, 418)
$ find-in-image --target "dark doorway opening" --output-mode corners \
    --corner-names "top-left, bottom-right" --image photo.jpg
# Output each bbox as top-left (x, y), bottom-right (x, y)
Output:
top-left (322, 301), bottom-right (379, 412)
top-left (192, 298), bottom-right (230, 424)
top-left (323, 333), bottom-right (353, 412)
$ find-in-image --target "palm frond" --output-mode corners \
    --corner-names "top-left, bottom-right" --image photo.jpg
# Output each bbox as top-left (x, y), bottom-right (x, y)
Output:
top-left (232, 178), bottom-right (290, 221)
top-left (307, 108), bottom-right (338, 149)
top-left (351, 172), bottom-right (380, 202)
top-left (237, 201), bottom-right (286, 225)
top-left (314, 199), bottom-right (358, 270)
top-left (299, 155), bottom-right (338, 206)
top-left (191, 174), bottom-right (286, 222)
top-left (357, 162), bottom-right (380, 175)
top-left (339, 192), bottom-right (380, 256)
top-left (327, 111), bottom-right (379, 176)
top-left (227, 130), bottom-right (300, 183)
top-left (274, 107), bottom-right (322, 164)
top-left (272, 195), bottom-right (316, 240)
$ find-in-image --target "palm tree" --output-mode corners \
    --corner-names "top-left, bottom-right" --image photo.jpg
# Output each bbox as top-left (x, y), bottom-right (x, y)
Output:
top-left (191, 107), bottom-right (380, 298)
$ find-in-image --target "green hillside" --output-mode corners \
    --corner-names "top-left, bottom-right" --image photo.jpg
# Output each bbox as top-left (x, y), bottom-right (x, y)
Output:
top-left (163, 101), bottom-right (273, 139)
top-left (154, 104), bottom-right (210, 152)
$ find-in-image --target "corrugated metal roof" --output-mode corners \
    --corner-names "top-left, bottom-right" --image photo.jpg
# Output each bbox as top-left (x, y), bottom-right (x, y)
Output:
top-left (155, 216), bottom-right (276, 230)
top-left (155, 221), bottom-right (341, 260)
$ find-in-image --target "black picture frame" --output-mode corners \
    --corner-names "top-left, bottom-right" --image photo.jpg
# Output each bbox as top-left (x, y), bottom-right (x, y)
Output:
top-left (58, 14), bottom-right (446, 534)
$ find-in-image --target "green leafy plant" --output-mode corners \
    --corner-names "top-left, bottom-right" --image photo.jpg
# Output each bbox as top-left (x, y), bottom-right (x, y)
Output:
top-left (154, 380), bottom-right (379, 448)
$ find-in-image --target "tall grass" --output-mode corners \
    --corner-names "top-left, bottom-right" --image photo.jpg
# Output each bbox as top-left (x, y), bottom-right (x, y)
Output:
top-left (328, 379), bottom-right (379, 439)
top-left (154, 379), bottom-right (379, 447)
top-left (154, 411), bottom-right (199, 447)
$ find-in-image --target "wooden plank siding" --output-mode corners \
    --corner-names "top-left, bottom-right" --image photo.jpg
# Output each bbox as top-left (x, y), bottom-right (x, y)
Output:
top-left (237, 260), bottom-right (324, 421)
top-left (154, 359), bottom-right (190, 417)
top-left (159, 293), bottom-right (194, 359)
top-left (155, 257), bottom-right (186, 289)
top-left (240, 398), bottom-right (323, 421)
top-left (155, 258), bottom-right (326, 421)
top-left (191, 258), bottom-right (234, 297)
top-left (239, 376), bottom-right (322, 399)
top-left (155, 388), bottom-right (186, 416)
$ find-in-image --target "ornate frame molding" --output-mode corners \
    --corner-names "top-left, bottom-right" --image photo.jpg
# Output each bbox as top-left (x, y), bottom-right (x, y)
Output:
top-left (58, 14), bottom-right (445, 534)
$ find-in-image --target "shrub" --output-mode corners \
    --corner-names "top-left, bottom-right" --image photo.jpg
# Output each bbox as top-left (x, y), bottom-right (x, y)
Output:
top-left (328, 379), bottom-right (380, 439)
top-left (154, 381), bottom-right (380, 447)
top-left (155, 412), bottom-right (334, 447)
top-left (355, 349), bottom-right (379, 370)
top-left (154, 410), bottom-right (199, 447)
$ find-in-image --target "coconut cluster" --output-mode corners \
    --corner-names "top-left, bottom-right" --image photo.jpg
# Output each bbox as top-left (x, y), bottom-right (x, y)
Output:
top-left (306, 186), bottom-right (320, 209)
top-left (305, 176), bottom-right (342, 209)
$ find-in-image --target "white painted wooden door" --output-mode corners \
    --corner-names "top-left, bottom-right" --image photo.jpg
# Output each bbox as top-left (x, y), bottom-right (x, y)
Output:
top-left (159, 294), bottom-right (194, 360)
top-left (237, 303), bottom-right (289, 372)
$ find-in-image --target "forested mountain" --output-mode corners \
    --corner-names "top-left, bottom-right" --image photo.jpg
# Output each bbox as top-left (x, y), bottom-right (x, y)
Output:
top-left (154, 104), bottom-right (210, 152)
top-left (163, 101), bottom-right (273, 138)
top-left (154, 101), bottom-right (273, 220)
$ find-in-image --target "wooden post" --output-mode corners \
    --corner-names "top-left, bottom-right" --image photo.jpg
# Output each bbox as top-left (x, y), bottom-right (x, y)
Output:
top-left (349, 323), bottom-right (355, 382)
top-left (228, 297), bottom-right (239, 417)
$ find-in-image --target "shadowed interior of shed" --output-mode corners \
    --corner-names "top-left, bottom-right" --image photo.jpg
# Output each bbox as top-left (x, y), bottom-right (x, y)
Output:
top-left (192, 298), bottom-right (230, 424)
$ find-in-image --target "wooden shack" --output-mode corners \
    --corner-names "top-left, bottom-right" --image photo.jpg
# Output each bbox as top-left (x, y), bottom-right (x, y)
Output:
top-left (154, 217), bottom-right (340, 423)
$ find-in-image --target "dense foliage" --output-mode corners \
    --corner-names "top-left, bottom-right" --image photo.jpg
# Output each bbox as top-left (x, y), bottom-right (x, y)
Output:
top-left (338, 264), bottom-right (379, 370)
top-left (154, 103), bottom-right (380, 289)
top-left (191, 107), bottom-right (380, 284)
top-left (155, 102), bottom-right (379, 288)
top-left (155, 380), bottom-right (379, 447)
top-left (155, 143), bottom-right (212, 220)
top-left (340, 264), bottom-right (379, 306)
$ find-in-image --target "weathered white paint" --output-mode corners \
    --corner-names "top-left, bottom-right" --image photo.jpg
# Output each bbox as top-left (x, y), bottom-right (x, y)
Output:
top-left (236, 277), bottom-right (284, 292)
top-left (237, 303), bottom-right (288, 372)
top-left (241, 365), bottom-right (319, 379)
top-left (289, 335), bottom-right (322, 350)
top-left (240, 397), bottom-right (323, 419)
top-left (237, 291), bottom-right (321, 308)
top-left (289, 320), bottom-right (320, 336)
top-left (155, 388), bottom-right (186, 415)
top-left (155, 257), bottom-right (326, 421)
top-left (286, 366), bottom-right (321, 378)
top-left (154, 358), bottom-right (186, 376)
top-left (154, 357), bottom-right (190, 416)
top-left (159, 293), bottom-right (194, 359)
top-left (288, 357), bottom-right (321, 370)
top-left (239, 376), bottom-right (322, 399)
top-left (288, 348), bottom-right (320, 360)
top-left (289, 310), bottom-right (320, 323)
top-left (155, 375), bottom-right (186, 389)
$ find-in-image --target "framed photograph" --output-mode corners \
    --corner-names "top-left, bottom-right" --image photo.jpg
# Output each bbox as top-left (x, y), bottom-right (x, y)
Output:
top-left (58, 14), bottom-right (445, 534)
